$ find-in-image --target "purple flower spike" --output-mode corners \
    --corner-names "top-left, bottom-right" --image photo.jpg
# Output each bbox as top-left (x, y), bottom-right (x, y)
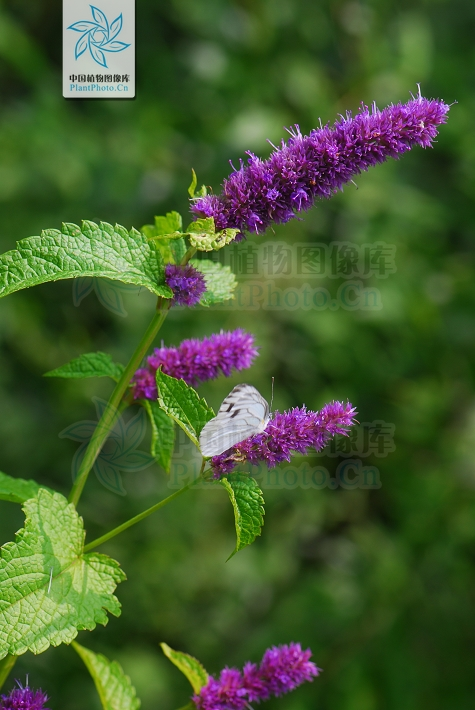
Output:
top-left (211, 400), bottom-right (357, 476)
top-left (132, 329), bottom-right (259, 399)
top-left (191, 93), bottom-right (450, 238)
top-left (165, 263), bottom-right (206, 307)
top-left (194, 643), bottom-right (320, 709)
top-left (0, 685), bottom-right (50, 710)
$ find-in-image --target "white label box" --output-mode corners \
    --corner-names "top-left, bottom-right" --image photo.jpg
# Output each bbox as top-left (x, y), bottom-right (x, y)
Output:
top-left (63, 0), bottom-right (135, 99)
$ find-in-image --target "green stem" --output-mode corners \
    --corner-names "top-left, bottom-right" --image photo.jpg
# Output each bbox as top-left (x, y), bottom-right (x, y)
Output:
top-left (0, 655), bottom-right (17, 691)
top-left (181, 246), bottom-right (197, 265)
top-left (83, 477), bottom-right (199, 552)
top-left (68, 301), bottom-right (170, 507)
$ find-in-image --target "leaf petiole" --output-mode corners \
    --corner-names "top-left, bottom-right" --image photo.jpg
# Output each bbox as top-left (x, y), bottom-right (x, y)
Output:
top-left (0, 655), bottom-right (17, 691)
top-left (83, 473), bottom-right (203, 552)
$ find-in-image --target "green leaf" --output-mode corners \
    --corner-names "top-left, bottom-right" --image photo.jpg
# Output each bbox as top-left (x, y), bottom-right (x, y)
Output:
top-left (141, 213), bottom-right (187, 264)
top-left (220, 474), bottom-right (265, 559)
top-left (156, 370), bottom-right (214, 447)
top-left (44, 352), bottom-right (125, 382)
top-left (0, 489), bottom-right (125, 659)
top-left (191, 260), bottom-right (237, 306)
top-left (73, 642), bottom-right (141, 710)
top-left (160, 642), bottom-right (208, 694)
top-left (0, 221), bottom-right (173, 299)
top-left (0, 471), bottom-right (54, 504)
top-left (188, 169), bottom-right (198, 198)
top-left (184, 219), bottom-right (239, 252)
top-left (142, 211), bottom-right (183, 240)
top-left (187, 169), bottom-right (207, 199)
top-left (170, 237), bottom-right (187, 265)
top-left (142, 400), bottom-right (175, 473)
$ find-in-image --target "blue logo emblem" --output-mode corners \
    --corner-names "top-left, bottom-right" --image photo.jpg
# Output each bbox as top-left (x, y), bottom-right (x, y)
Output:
top-left (67, 5), bottom-right (131, 68)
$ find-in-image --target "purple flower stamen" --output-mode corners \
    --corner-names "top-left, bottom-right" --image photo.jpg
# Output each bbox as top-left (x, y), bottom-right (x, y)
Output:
top-left (194, 643), bottom-right (320, 709)
top-left (210, 401), bottom-right (357, 476)
top-left (191, 93), bottom-right (450, 239)
top-left (0, 684), bottom-right (49, 710)
top-left (132, 329), bottom-right (259, 399)
top-left (165, 263), bottom-right (206, 307)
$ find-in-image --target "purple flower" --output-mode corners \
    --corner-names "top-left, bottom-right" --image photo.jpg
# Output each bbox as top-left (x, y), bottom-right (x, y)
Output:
top-left (194, 643), bottom-right (320, 709)
top-left (132, 329), bottom-right (258, 399)
top-left (191, 93), bottom-right (450, 238)
top-left (249, 644), bottom-right (320, 700)
top-left (195, 668), bottom-right (248, 710)
top-left (0, 685), bottom-right (49, 710)
top-left (165, 263), bottom-right (206, 307)
top-left (211, 401), bottom-right (357, 476)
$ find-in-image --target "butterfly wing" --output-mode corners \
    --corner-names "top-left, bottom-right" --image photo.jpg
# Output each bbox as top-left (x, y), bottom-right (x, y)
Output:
top-left (199, 384), bottom-right (270, 457)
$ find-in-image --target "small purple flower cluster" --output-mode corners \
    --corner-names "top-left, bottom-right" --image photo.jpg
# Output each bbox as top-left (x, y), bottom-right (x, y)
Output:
top-left (191, 94), bottom-right (449, 238)
top-left (165, 263), bottom-right (206, 307)
top-left (211, 401), bottom-right (357, 476)
top-left (194, 643), bottom-right (320, 710)
top-left (132, 329), bottom-right (258, 399)
top-left (0, 686), bottom-right (49, 710)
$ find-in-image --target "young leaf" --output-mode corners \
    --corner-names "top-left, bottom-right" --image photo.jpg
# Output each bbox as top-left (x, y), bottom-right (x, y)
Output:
top-left (187, 169), bottom-right (207, 199)
top-left (142, 400), bottom-right (175, 473)
top-left (142, 213), bottom-right (186, 264)
top-left (156, 370), bottom-right (214, 448)
top-left (0, 489), bottom-right (125, 659)
top-left (220, 474), bottom-right (265, 560)
top-left (44, 352), bottom-right (125, 382)
top-left (188, 169), bottom-right (198, 198)
top-left (0, 221), bottom-right (173, 299)
top-left (190, 260), bottom-right (237, 306)
top-left (0, 471), bottom-right (54, 504)
top-left (73, 642), bottom-right (141, 710)
top-left (185, 219), bottom-right (239, 252)
top-left (160, 642), bottom-right (208, 694)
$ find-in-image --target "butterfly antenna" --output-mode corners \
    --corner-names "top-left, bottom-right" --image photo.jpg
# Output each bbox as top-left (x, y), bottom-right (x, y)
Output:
top-left (270, 377), bottom-right (275, 412)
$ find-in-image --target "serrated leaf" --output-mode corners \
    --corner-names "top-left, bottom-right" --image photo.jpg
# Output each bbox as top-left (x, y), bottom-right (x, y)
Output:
top-left (73, 642), bottom-right (141, 710)
top-left (184, 219), bottom-right (239, 252)
top-left (156, 370), bottom-right (214, 448)
top-left (220, 474), bottom-right (265, 559)
top-left (0, 472), bottom-right (54, 504)
top-left (0, 489), bottom-right (125, 659)
top-left (190, 260), bottom-right (237, 306)
top-left (0, 221), bottom-right (173, 300)
top-left (44, 352), bottom-right (125, 382)
top-left (160, 643), bottom-right (208, 694)
top-left (143, 400), bottom-right (175, 473)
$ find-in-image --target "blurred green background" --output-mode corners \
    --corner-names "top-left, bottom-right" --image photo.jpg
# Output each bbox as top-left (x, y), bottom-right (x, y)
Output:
top-left (0, 0), bottom-right (473, 708)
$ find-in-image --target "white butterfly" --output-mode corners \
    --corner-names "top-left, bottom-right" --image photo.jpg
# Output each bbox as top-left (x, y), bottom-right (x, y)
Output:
top-left (199, 383), bottom-right (270, 457)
